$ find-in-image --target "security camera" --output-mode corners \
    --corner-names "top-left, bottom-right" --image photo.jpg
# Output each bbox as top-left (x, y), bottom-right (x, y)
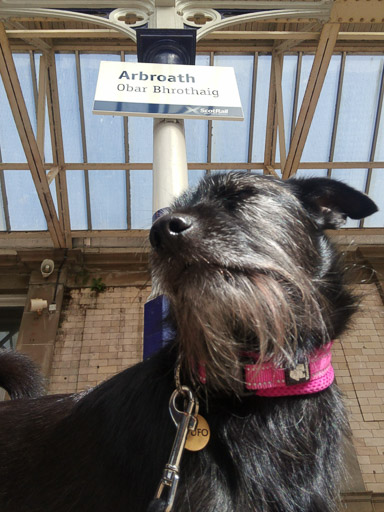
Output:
top-left (41, 259), bottom-right (54, 278)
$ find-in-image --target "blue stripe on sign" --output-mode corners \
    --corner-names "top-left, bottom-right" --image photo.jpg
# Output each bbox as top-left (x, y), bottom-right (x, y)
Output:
top-left (93, 101), bottom-right (243, 118)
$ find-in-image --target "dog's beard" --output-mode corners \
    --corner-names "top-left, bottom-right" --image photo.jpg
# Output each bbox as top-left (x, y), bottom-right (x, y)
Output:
top-left (163, 263), bottom-right (330, 396)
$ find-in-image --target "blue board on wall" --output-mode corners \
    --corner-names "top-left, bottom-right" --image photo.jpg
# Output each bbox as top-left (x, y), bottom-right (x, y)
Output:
top-left (143, 295), bottom-right (174, 359)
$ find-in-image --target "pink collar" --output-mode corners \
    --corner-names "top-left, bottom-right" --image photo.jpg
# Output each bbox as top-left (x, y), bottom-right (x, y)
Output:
top-left (199, 342), bottom-right (334, 397)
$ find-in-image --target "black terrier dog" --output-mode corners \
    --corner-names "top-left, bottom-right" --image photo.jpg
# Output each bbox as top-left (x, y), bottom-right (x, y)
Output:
top-left (0, 172), bottom-right (378, 512)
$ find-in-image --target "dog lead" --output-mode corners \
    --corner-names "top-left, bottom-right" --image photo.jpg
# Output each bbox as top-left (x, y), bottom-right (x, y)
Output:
top-left (148, 386), bottom-right (198, 512)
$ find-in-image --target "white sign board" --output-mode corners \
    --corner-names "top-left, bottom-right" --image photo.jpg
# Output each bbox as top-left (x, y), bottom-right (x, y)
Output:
top-left (93, 61), bottom-right (244, 121)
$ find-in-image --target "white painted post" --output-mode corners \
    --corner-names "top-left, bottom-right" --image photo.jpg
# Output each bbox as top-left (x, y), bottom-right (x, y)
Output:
top-left (148, 4), bottom-right (189, 214)
top-left (141, 8), bottom-right (194, 359)
top-left (152, 118), bottom-right (188, 213)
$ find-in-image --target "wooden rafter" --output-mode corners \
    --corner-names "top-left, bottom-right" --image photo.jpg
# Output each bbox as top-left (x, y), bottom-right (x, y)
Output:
top-left (0, 147), bottom-right (10, 231)
top-left (74, 50), bottom-right (92, 231)
top-left (283, 23), bottom-right (340, 179)
top-left (0, 23), bottom-right (65, 248)
top-left (0, 162), bottom-right (383, 172)
top-left (263, 53), bottom-right (278, 173)
top-left (273, 52), bottom-right (286, 170)
top-left (290, 52), bottom-right (302, 144)
top-left (0, 227), bottom-right (383, 249)
top-left (29, 51), bottom-right (38, 117)
top-left (247, 52), bottom-right (258, 165)
top-left (273, 22), bottom-right (320, 53)
top-left (5, 21), bottom-right (51, 52)
top-left (45, 50), bottom-right (72, 248)
top-left (2, 29), bottom-right (384, 43)
top-left (36, 54), bottom-right (46, 157)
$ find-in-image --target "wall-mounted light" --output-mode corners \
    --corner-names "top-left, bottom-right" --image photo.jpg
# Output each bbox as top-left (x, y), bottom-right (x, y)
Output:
top-left (30, 298), bottom-right (48, 314)
top-left (41, 259), bottom-right (54, 278)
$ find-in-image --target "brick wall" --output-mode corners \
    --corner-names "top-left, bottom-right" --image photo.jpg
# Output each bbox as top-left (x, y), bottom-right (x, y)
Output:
top-left (335, 282), bottom-right (384, 493)
top-left (49, 285), bottom-right (151, 394)
top-left (48, 281), bottom-right (384, 496)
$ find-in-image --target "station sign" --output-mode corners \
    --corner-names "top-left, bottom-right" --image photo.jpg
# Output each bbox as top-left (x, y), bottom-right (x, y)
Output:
top-left (93, 61), bottom-right (244, 121)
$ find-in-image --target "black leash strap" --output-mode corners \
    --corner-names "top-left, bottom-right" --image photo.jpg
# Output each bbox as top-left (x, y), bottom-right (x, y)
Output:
top-left (147, 498), bottom-right (168, 512)
top-left (147, 386), bottom-right (198, 512)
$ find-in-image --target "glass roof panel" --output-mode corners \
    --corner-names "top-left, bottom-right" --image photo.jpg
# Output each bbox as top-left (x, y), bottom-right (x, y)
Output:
top-left (0, 51), bottom-right (383, 234)
top-left (374, 92), bottom-right (384, 162)
top-left (44, 98), bottom-right (53, 164)
top-left (365, 169), bottom-right (384, 227)
top-left (211, 54), bottom-right (254, 162)
top-left (88, 170), bottom-right (127, 229)
top-left (185, 55), bottom-right (209, 163)
top-left (33, 54), bottom-right (53, 163)
top-left (275, 55), bottom-right (298, 163)
top-left (189, 169), bottom-right (206, 189)
top-left (333, 55), bottom-right (384, 161)
top-left (4, 170), bottom-right (46, 230)
top-left (67, 170), bottom-right (88, 230)
top-left (185, 117), bottom-right (208, 163)
top-left (55, 53), bottom-right (83, 163)
top-left (130, 169), bottom-right (152, 229)
top-left (13, 54), bottom-right (37, 137)
top-left (296, 54), bottom-right (314, 123)
top-left (125, 54), bottom-right (153, 164)
top-left (0, 63), bottom-right (27, 163)
top-left (80, 53), bottom-right (125, 163)
top-left (251, 55), bottom-right (271, 162)
top-left (282, 54), bottom-right (298, 151)
top-left (49, 174), bottom-right (58, 214)
top-left (301, 55), bottom-right (341, 162)
top-left (127, 116), bottom-right (153, 163)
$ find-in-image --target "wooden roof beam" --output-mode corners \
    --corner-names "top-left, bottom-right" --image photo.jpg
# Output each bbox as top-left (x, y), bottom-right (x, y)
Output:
top-left (263, 51), bottom-right (278, 174)
top-left (45, 51), bottom-right (72, 248)
top-left (1, 162), bottom-right (384, 172)
top-left (273, 51), bottom-right (286, 170)
top-left (3, 29), bottom-right (384, 42)
top-left (283, 23), bottom-right (340, 179)
top-left (36, 53), bottom-right (46, 157)
top-left (5, 21), bottom-right (51, 52)
top-left (0, 23), bottom-right (65, 248)
top-left (273, 22), bottom-right (320, 53)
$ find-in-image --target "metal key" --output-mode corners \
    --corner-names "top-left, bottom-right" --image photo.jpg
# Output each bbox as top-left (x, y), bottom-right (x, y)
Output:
top-left (153, 386), bottom-right (198, 512)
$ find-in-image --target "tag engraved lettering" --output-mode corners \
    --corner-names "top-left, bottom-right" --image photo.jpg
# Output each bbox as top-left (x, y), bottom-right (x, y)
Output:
top-left (185, 415), bottom-right (210, 452)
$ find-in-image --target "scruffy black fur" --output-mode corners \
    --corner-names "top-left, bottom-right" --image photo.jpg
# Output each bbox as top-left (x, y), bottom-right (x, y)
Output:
top-left (0, 172), bottom-right (378, 512)
top-left (0, 349), bottom-right (44, 399)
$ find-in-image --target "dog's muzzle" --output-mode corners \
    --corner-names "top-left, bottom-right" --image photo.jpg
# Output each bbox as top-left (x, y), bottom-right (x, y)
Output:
top-left (150, 214), bottom-right (194, 251)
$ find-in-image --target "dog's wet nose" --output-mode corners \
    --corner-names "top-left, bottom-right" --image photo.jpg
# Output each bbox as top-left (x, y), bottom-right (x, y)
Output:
top-left (168, 215), bottom-right (192, 234)
top-left (150, 214), bottom-right (194, 249)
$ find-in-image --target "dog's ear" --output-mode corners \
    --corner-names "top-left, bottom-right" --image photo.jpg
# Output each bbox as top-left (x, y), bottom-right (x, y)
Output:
top-left (288, 177), bottom-right (378, 229)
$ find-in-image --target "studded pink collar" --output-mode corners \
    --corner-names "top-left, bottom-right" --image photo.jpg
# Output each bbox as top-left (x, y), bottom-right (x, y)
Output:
top-left (199, 342), bottom-right (334, 397)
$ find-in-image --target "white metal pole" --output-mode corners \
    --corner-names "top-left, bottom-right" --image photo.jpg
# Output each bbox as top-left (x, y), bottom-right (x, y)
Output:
top-left (141, 7), bottom-right (194, 359)
top-left (152, 118), bottom-right (188, 213)
top-left (149, 5), bottom-right (189, 215)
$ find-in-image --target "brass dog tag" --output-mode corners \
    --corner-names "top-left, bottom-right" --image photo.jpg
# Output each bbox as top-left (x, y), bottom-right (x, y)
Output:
top-left (185, 415), bottom-right (210, 451)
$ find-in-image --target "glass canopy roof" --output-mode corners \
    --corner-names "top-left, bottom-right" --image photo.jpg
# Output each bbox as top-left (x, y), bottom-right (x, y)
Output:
top-left (0, 50), bottom-right (383, 233)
